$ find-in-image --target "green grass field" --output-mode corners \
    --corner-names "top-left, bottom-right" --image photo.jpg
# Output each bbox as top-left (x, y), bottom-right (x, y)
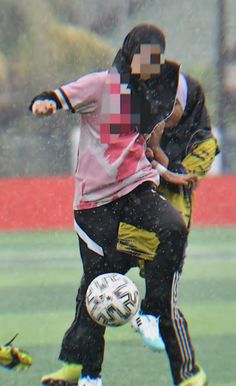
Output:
top-left (0, 228), bottom-right (235, 386)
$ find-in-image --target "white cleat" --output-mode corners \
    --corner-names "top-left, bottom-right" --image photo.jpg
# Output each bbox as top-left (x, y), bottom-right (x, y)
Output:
top-left (78, 376), bottom-right (102, 386)
top-left (131, 313), bottom-right (165, 352)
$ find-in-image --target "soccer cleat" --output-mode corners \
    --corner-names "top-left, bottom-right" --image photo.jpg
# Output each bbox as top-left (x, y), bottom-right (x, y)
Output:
top-left (178, 367), bottom-right (208, 386)
top-left (0, 334), bottom-right (32, 371)
top-left (78, 376), bottom-right (102, 386)
top-left (131, 313), bottom-right (165, 352)
top-left (41, 363), bottom-right (82, 385)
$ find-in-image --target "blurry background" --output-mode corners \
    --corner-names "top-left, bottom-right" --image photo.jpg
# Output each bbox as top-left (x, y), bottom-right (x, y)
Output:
top-left (0, 0), bottom-right (235, 177)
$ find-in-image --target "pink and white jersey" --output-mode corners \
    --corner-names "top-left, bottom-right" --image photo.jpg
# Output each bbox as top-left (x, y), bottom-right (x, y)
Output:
top-left (54, 70), bottom-right (159, 210)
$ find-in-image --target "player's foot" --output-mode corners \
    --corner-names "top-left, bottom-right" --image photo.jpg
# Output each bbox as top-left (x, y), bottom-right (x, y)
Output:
top-left (41, 363), bottom-right (82, 385)
top-left (131, 313), bottom-right (165, 352)
top-left (178, 367), bottom-right (208, 386)
top-left (78, 376), bottom-right (102, 386)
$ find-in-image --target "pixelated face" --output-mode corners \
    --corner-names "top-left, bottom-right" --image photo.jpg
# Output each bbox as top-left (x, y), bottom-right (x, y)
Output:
top-left (131, 44), bottom-right (164, 80)
top-left (100, 70), bottom-right (140, 144)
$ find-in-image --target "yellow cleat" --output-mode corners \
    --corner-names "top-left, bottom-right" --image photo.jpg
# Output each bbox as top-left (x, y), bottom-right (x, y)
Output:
top-left (41, 363), bottom-right (82, 385)
top-left (0, 344), bottom-right (32, 371)
top-left (179, 367), bottom-right (208, 386)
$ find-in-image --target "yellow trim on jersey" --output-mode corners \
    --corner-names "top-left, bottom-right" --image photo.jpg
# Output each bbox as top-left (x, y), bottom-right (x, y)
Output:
top-left (117, 222), bottom-right (160, 260)
top-left (182, 138), bottom-right (218, 179)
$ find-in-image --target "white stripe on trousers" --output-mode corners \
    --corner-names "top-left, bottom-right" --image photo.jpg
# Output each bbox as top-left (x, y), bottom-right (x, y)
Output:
top-left (74, 219), bottom-right (104, 256)
top-left (171, 271), bottom-right (194, 380)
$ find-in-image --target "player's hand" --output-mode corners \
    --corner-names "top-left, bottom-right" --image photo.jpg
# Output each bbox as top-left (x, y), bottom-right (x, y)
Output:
top-left (177, 173), bottom-right (198, 187)
top-left (146, 147), bottom-right (154, 160)
top-left (31, 99), bottom-right (57, 116)
top-left (0, 344), bottom-right (32, 371)
top-left (162, 169), bottom-right (198, 186)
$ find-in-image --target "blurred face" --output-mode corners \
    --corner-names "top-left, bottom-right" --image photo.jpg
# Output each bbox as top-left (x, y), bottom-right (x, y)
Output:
top-left (131, 44), bottom-right (164, 80)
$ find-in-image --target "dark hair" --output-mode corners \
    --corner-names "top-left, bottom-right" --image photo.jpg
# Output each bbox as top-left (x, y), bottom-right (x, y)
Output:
top-left (121, 24), bottom-right (166, 64)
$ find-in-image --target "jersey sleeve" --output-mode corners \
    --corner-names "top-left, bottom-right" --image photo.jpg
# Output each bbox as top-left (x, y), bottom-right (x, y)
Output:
top-left (54, 72), bottom-right (105, 114)
top-left (182, 138), bottom-right (218, 179)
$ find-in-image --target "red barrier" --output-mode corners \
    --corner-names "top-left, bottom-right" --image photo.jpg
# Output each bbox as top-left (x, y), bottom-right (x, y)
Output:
top-left (0, 175), bottom-right (235, 231)
top-left (0, 176), bottom-right (74, 231)
top-left (192, 175), bottom-right (236, 226)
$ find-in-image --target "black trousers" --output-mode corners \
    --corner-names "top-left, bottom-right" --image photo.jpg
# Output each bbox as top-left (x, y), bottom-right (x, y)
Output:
top-left (59, 183), bottom-right (198, 385)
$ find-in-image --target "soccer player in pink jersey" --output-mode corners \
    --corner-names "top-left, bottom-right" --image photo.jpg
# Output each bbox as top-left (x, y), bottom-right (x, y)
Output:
top-left (30, 24), bottom-right (205, 386)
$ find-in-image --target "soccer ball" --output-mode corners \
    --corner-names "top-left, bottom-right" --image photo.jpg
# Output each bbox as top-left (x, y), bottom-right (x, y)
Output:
top-left (85, 273), bottom-right (140, 327)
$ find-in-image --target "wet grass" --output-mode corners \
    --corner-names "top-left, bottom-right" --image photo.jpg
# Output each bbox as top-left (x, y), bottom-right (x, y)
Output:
top-left (0, 228), bottom-right (235, 386)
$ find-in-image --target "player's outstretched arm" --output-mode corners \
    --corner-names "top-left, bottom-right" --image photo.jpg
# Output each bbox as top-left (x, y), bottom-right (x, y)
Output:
top-left (0, 335), bottom-right (32, 371)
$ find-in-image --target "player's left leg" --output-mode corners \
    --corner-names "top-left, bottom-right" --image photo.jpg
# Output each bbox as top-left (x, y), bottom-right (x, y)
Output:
top-left (141, 224), bottom-right (206, 384)
top-left (121, 184), bottom-right (205, 385)
top-left (178, 367), bottom-right (208, 386)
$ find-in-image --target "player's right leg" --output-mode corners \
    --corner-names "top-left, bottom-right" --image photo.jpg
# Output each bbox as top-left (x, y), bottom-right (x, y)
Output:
top-left (41, 255), bottom-right (106, 385)
top-left (41, 200), bottom-right (134, 386)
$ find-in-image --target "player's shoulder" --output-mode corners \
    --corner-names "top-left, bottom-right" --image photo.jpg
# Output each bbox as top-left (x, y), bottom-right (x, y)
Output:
top-left (76, 70), bottom-right (108, 85)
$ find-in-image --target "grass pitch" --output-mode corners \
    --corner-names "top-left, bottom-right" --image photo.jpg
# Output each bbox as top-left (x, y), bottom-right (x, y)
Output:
top-left (0, 227), bottom-right (235, 386)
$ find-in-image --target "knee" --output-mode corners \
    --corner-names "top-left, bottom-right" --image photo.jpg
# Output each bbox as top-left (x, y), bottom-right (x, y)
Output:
top-left (162, 216), bottom-right (188, 271)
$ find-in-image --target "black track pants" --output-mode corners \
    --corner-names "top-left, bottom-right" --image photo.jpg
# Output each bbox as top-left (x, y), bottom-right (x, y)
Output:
top-left (59, 183), bottom-right (197, 384)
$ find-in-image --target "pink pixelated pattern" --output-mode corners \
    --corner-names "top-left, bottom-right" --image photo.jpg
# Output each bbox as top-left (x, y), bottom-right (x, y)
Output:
top-left (100, 70), bottom-right (140, 144)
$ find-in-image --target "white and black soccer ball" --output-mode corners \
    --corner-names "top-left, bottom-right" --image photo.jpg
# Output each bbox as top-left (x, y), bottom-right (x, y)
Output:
top-left (85, 273), bottom-right (140, 327)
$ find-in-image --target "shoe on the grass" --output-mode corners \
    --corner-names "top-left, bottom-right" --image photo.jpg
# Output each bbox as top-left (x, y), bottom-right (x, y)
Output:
top-left (78, 376), bottom-right (102, 386)
top-left (178, 367), bottom-right (208, 386)
top-left (0, 344), bottom-right (32, 371)
top-left (41, 363), bottom-right (82, 385)
top-left (0, 333), bottom-right (32, 371)
top-left (131, 313), bottom-right (165, 352)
